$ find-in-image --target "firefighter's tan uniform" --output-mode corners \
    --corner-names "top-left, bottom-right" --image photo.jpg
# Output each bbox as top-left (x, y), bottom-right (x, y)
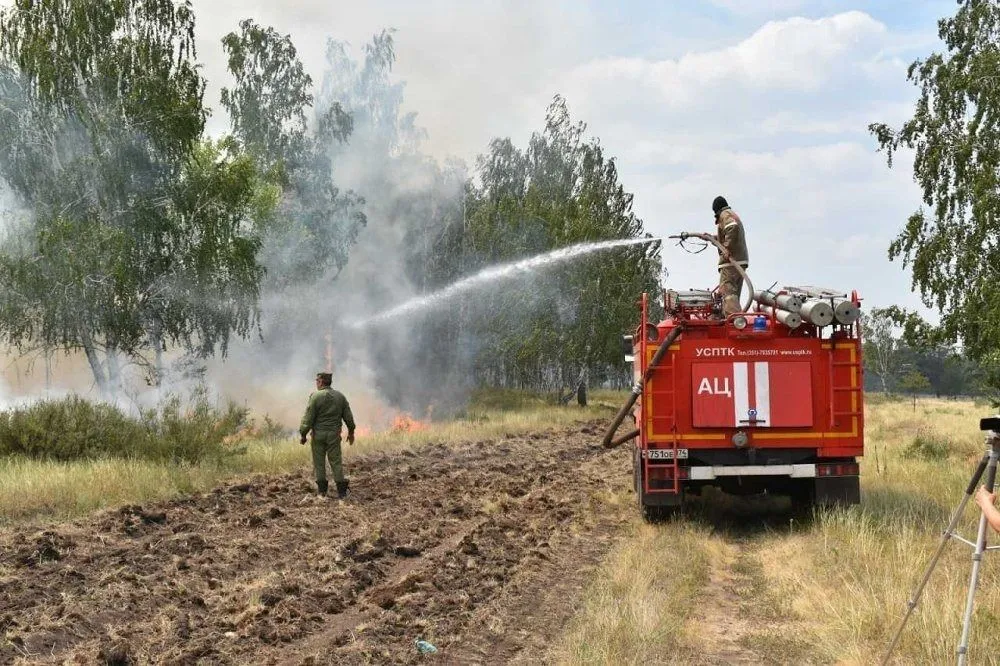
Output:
top-left (715, 207), bottom-right (749, 316)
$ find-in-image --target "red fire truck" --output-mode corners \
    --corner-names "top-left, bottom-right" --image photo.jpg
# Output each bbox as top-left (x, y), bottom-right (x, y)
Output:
top-left (610, 283), bottom-right (864, 521)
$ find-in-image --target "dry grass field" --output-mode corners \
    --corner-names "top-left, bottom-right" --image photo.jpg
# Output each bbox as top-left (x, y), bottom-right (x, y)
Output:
top-left (4, 392), bottom-right (1000, 664)
top-left (0, 389), bottom-right (622, 524)
top-left (550, 395), bottom-right (1000, 665)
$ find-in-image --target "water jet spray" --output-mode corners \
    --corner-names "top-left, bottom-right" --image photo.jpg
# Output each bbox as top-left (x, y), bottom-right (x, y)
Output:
top-left (344, 236), bottom-right (662, 329)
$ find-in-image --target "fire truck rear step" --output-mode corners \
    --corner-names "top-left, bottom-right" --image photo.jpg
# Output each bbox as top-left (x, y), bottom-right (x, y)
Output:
top-left (687, 464), bottom-right (820, 479)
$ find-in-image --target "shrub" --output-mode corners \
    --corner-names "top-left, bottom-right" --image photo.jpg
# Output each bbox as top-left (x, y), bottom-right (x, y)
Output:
top-left (903, 433), bottom-right (951, 461)
top-left (0, 389), bottom-right (249, 463)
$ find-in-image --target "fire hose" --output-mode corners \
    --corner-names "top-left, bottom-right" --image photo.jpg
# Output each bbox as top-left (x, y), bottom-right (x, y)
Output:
top-left (600, 232), bottom-right (752, 450)
top-left (670, 232), bottom-right (754, 313)
top-left (601, 324), bottom-right (685, 449)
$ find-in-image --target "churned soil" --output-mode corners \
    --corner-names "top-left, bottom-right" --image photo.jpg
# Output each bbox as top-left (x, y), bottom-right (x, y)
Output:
top-left (0, 421), bottom-right (632, 665)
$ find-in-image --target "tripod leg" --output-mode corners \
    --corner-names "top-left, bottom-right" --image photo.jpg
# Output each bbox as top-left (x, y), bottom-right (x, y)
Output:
top-left (881, 454), bottom-right (989, 665)
top-left (956, 447), bottom-right (998, 665)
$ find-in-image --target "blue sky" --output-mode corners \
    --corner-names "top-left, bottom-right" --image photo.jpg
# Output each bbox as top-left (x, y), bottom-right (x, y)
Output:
top-left (189, 1), bottom-right (958, 319)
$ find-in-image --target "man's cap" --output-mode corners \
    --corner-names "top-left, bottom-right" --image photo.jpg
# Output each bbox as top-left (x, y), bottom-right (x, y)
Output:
top-left (712, 196), bottom-right (729, 215)
top-left (316, 372), bottom-right (333, 383)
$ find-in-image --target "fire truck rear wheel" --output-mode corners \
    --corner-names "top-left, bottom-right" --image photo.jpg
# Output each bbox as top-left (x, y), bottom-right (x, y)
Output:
top-left (788, 479), bottom-right (816, 514)
top-left (641, 502), bottom-right (680, 523)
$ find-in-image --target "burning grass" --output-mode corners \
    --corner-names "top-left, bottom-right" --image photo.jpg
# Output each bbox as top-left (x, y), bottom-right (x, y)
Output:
top-left (549, 396), bottom-right (1000, 664)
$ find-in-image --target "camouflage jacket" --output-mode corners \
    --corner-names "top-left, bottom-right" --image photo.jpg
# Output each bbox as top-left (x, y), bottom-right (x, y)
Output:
top-left (716, 208), bottom-right (749, 268)
top-left (299, 387), bottom-right (356, 437)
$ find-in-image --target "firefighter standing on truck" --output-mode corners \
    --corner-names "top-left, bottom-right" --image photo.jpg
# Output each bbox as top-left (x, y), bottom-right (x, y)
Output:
top-left (712, 195), bottom-right (749, 317)
top-left (300, 372), bottom-right (355, 499)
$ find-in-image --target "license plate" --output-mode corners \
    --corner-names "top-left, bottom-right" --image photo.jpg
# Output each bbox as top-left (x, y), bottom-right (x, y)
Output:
top-left (644, 448), bottom-right (688, 460)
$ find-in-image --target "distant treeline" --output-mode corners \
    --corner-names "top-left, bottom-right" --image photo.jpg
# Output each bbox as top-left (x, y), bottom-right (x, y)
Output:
top-left (861, 306), bottom-right (989, 400)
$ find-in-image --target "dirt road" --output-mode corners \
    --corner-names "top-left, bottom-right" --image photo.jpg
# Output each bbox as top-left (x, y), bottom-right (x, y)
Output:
top-left (0, 422), bottom-right (633, 665)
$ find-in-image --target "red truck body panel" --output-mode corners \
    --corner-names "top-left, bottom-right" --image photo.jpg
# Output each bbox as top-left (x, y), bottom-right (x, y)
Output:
top-left (632, 291), bottom-right (864, 497)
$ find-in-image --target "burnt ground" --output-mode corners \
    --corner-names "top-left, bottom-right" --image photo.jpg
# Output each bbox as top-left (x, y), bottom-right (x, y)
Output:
top-left (0, 421), bottom-right (632, 665)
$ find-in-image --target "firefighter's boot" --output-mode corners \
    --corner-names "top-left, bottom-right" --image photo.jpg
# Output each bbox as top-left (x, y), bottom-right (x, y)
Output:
top-left (316, 479), bottom-right (329, 496)
top-left (336, 480), bottom-right (349, 500)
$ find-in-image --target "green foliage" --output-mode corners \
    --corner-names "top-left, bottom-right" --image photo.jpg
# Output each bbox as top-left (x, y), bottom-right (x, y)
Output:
top-left (903, 432), bottom-right (951, 461)
top-left (467, 388), bottom-right (558, 411)
top-left (0, 390), bottom-right (249, 463)
top-left (462, 95), bottom-right (662, 392)
top-left (898, 368), bottom-right (932, 410)
top-left (861, 307), bottom-right (902, 393)
top-left (870, 0), bottom-right (1000, 388)
top-left (0, 1), bottom-right (275, 395)
top-left (862, 306), bottom-right (984, 398)
top-left (141, 389), bottom-right (250, 463)
top-left (256, 414), bottom-right (288, 442)
top-left (899, 369), bottom-right (932, 395)
top-left (221, 19), bottom-right (365, 288)
top-left (0, 10), bottom-right (657, 413)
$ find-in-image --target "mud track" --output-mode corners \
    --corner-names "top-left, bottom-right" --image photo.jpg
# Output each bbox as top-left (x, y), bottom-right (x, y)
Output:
top-left (0, 421), bottom-right (632, 665)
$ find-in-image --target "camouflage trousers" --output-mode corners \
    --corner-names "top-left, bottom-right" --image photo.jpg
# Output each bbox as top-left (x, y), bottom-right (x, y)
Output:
top-left (310, 431), bottom-right (344, 484)
top-left (718, 264), bottom-right (745, 316)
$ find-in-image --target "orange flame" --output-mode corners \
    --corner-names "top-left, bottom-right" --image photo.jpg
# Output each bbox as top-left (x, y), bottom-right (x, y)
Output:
top-left (390, 412), bottom-right (430, 433)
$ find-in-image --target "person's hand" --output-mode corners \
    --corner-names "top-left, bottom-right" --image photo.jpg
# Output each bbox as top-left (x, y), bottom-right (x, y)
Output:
top-left (975, 485), bottom-right (996, 511)
top-left (299, 434), bottom-right (307, 445)
top-left (347, 432), bottom-right (355, 446)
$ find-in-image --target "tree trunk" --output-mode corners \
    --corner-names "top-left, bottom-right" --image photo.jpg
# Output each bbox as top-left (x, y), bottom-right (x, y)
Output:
top-left (81, 337), bottom-right (110, 399)
top-left (107, 347), bottom-right (122, 397)
top-left (150, 323), bottom-right (164, 389)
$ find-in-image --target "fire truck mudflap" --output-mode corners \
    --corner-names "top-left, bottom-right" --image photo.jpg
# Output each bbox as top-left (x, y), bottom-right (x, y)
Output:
top-left (626, 285), bottom-right (864, 521)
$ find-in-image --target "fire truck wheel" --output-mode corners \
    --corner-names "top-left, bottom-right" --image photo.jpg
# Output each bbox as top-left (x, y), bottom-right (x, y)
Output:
top-left (789, 479), bottom-right (816, 512)
top-left (640, 502), bottom-right (680, 523)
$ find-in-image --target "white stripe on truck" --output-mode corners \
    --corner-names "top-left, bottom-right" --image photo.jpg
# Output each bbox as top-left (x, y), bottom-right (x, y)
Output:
top-left (754, 361), bottom-right (771, 425)
top-left (733, 362), bottom-right (749, 427)
top-left (688, 464), bottom-right (817, 480)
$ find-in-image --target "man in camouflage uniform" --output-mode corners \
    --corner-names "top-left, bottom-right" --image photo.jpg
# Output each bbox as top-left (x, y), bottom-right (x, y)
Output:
top-left (712, 196), bottom-right (749, 317)
top-left (300, 372), bottom-right (356, 498)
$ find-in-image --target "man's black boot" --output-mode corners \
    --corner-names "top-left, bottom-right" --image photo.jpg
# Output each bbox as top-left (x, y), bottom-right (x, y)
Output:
top-left (336, 480), bottom-right (349, 499)
top-left (317, 479), bottom-right (329, 496)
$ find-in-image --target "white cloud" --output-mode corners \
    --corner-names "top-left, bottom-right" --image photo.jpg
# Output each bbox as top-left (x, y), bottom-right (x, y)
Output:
top-left (528, 11), bottom-right (933, 318)
top-left (706, 0), bottom-right (811, 15)
top-left (566, 10), bottom-right (889, 111)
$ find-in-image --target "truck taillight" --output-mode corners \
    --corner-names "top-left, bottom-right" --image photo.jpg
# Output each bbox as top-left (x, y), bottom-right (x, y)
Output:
top-left (816, 462), bottom-right (859, 477)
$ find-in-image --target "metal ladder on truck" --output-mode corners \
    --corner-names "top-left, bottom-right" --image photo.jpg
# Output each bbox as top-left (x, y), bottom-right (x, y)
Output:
top-left (829, 341), bottom-right (863, 429)
top-left (640, 292), bottom-right (681, 495)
